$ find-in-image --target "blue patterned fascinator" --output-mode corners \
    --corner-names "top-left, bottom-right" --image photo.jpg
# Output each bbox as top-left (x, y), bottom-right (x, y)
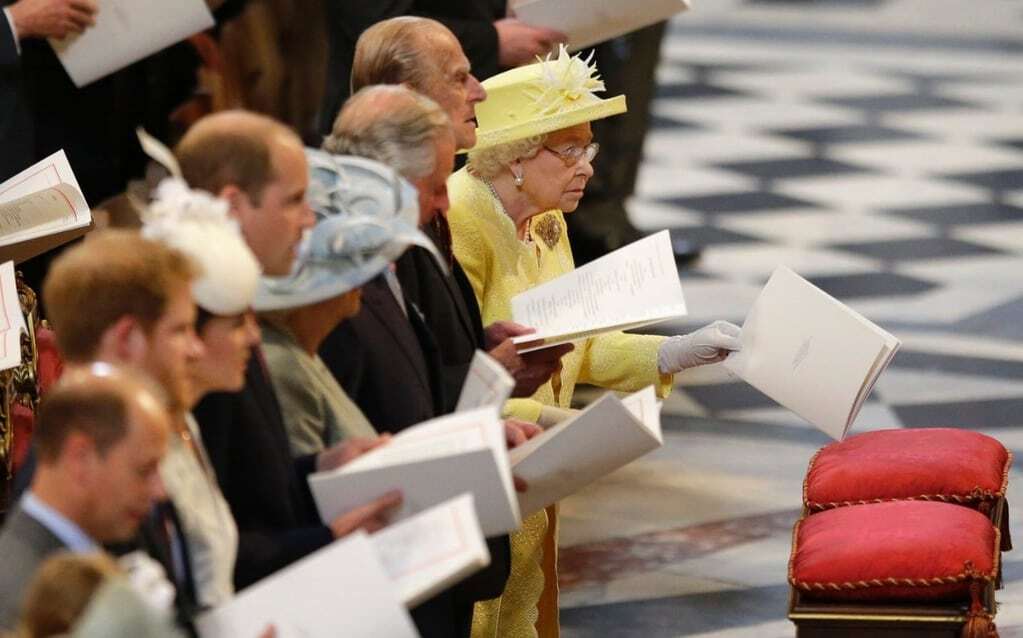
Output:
top-left (253, 150), bottom-right (441, 311)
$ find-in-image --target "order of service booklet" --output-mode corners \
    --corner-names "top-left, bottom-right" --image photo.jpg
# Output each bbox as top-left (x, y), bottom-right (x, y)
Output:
top-left (510, 386), bottom-right (664, 516)
top-left (371, 493), bottom-right (491, 608)
top-left (455, 350), bottom-right (515, 412)
top-left (510, 230), bottom-right (687, 353)
top-left (308, 406), bottom-right (521, 537)
top-left (724, 265), bottom-right (901, 440)
top-left (196, 531), bottom-right (417, 638)
top-left (513, 0), bottom-right (691, 52)
top-left (0, 151), bottom-right (92, 264)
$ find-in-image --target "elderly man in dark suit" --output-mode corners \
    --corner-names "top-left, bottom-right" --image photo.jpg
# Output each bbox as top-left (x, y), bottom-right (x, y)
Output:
top-left (0, 0), bottom-right (95, 180)
top-left (0, 365), bottom-right (171, 630)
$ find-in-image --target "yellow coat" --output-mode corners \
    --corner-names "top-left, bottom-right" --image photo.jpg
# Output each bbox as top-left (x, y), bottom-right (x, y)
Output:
top-left (448, 167), bottom-right (672, 638)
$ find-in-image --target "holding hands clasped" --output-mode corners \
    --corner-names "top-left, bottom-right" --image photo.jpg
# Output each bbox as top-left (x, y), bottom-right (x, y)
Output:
top-left (657, 320), bottom-right (743, 374)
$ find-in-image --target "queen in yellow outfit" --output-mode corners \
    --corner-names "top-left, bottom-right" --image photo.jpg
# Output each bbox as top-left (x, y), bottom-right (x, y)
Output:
top-left (448, 46), bottom-right (743, 638)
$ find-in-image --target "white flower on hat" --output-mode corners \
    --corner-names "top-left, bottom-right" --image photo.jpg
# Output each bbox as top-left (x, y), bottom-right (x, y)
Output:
top-left (141, 178), bottom-right (262, 316)
top-left (527, 44), bottom-right (606, 116)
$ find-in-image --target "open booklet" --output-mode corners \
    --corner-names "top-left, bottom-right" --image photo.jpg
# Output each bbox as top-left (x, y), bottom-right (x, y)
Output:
top-left (49, 0), bottom-right (214, 87)
top-left (511, 230), bottom-right (686, 353)
top-left (511, 386), bottom-right (663, 516)
top-left (309, 407), bottom-right (521, 537)
top-left (513, 0), bottom-right (690, 52)
top-left (456, 350), bottom-right (515, 412)
top-left (0, 151), bottom-right (91, 263)
top-left (0, 262), bottom-right (27, 372)
top-left (372, 493), bottom-right (491, 608)
top-left (196, 531), bottom-right (418, 638)
top-left (724, 266), bottom-right (901, 440)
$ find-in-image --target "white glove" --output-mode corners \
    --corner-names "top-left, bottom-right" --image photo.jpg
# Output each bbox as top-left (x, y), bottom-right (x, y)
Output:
top-left (657, 320), bottom-right (743, 374)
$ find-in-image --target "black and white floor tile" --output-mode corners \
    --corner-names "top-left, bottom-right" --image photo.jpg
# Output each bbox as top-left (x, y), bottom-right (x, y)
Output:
top-left (557, 1), bottom-right (1023, 635)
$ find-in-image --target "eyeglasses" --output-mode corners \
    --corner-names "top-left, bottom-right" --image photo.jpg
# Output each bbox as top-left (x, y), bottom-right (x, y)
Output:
top-left (543, 142), bottom-right (599, 167)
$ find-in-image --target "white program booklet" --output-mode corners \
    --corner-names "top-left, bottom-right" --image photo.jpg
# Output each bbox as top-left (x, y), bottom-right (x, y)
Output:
top-left (309, 407), bottom-right (521, 536)
top-left (372, 493), bottom-right (491, 608)
top-left (514, 0), bottom-right (691, 52)
top-left (511, 230), bottom-right (686, 353)
top-left (0, 151), bottom-right (90, 247)
top-left (456, 350), bottom-right (515, 412)
top-left (510, 386), bottom-right (663, 515)
top-left (195, 532), bottom-right (418, 638)
top-left (50, 0), bottom-right (215, 87)
top-left (0, 262), bottom-right (27, 372)
top-left (724, 266), bottom-right (901, 440)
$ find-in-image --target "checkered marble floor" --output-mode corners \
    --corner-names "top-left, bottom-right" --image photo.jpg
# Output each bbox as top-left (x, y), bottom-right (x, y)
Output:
top-left (557, 0), bottom-right (1023, 635)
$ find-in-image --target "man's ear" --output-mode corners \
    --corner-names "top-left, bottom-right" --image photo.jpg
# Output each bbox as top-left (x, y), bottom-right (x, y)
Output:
top-left (98, 315), bottom-right (149, 365)
top-left (218, 184), bottom-right (250, 222)
top-left (62, 431), bottom-right (99, 484)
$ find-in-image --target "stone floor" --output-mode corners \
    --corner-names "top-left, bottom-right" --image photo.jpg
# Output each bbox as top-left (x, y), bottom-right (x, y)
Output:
top-left (557, 1), bottom-right (1023, 635)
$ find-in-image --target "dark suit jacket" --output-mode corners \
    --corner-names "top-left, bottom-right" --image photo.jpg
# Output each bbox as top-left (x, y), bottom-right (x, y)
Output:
top-left (0, 3), bottom-right (32, 181)
top-left (0, 505), bottom-right (67, 629)
top-left (319, 0), bottom-right (505, 137)
top-left (193, 353), bottom-right (333, 590)
top-left (396, 245), bottom-right (486, 415)
top-left (319, 273), bottom-right (509, 638)
top-left (321, 274), bottom-right (445, 434)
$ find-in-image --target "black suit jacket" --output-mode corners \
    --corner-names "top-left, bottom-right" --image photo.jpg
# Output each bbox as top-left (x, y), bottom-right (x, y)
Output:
top-left (396, 245), bottom-right (486, 415)
top-left (0, 3), bottom-right (32, 181)
top-left (321, 274), bottom-right (445, 434)
top-left (320, 273), bottom-right (509, 638)
top-left (193, 353), bottom-right (333, 590)
top-left (319, 0), bottom-right (504, 137)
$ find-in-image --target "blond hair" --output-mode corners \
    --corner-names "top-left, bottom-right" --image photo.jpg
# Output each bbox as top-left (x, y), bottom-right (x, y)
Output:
top-left (17, 553), bottom-right (120, 637)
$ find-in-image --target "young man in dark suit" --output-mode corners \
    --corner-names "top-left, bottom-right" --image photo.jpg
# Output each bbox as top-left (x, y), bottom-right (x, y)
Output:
top-left (176, 111), bottom-right (401, 589)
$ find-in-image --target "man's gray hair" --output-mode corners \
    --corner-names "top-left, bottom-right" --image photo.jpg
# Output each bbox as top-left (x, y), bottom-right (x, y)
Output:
top-left (323, 85), bottom-right (452, 181)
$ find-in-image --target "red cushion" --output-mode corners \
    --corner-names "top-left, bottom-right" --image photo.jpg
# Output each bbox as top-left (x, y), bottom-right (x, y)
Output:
top-left (790, 501), bottom-right (999, 602)
top-left (804, 428), bottom-right (1010, 510)
top-left (35, 326), bottom-right (63, 395)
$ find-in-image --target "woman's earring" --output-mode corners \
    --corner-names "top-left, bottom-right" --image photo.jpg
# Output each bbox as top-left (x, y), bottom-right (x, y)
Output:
top-left (512, 169), bottom-right (525, 189)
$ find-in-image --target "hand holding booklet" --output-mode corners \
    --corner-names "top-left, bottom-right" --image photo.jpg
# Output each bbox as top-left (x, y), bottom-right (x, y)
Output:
top-left (724, 266), bottom-right (901, 440)
top-left (309, 407), bottom-right (521, 536)
top-left (511, 386), bottom-right (663, 515)
top-left (511, 230), bottom-right (687, 353)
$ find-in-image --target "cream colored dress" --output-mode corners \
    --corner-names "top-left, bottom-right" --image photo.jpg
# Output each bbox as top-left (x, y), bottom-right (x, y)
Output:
top-left (447, 168), bottom-right (672, 638)
top-left (159, 414), bottom-right (239, 608)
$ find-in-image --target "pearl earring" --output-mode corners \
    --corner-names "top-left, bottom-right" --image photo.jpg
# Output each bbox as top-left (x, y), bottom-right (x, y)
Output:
top-left (513, 171), bottom-right (524, 189)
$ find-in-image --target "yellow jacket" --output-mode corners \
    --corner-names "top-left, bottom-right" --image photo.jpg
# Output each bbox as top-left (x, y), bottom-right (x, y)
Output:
top-left (447, 168), bottom-right (672, 638)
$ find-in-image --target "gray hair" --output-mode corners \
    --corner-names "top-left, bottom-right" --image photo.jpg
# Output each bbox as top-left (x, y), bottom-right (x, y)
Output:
top-left (467, 135), bottom-right (547, 180)
top-left (324, 85), bottom-right (452, 181)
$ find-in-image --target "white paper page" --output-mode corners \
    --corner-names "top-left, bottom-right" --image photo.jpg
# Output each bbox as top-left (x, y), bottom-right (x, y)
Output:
top-left (514, 0), bottom-right (690, 51)
top-left (619, 386), bottom-right (663, 443)
top-left (196, 532), bottom-right (417, 638)
top-left (724, 266), bottom-right (899, 440)
top-left (0, 184), bottom-right (89, 247)
top-left (50, 0), bottom-right (215, 87)
top-left (0, 262), bottom-right (27, 372)
top-left (511, 230), bottom-right (686, 348)
top-left (0, 151), bottom-right (91, 245)
top-left (456, 350), bottom-right (516, 411)
top-left (310, 409), bottom-right (521, 536)
top-left (510, 391), bottom-right (662, 515)
top-left (372, 494), bottom-right (490, 608)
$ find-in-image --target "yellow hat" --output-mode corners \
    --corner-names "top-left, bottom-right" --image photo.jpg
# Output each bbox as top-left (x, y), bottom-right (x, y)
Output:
top-left (470, 45), bottom-right (627, 152)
